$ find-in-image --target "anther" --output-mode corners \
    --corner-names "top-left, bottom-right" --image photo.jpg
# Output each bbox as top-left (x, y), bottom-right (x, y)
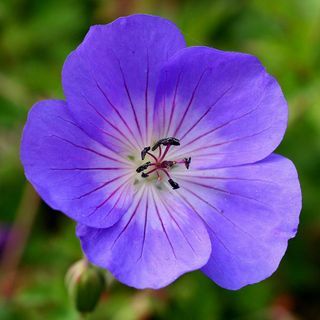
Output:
top-left (141, 146), bottom-right (150, 160)
top-left (184, 157), bottom-right (191, 169)
top-left (151, 137), bottom-right (180, 151)
top-left (136, 161), bottom-right (151, 173)
top-left (141, 172), bottom-right (149, 178)
top-left (162, 137), bottom-right (180, 146)
top-left (168, 178), bottom-right (180, 190)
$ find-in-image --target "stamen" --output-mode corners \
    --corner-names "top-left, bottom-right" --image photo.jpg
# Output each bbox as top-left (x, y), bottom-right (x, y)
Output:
top-left (151, 137), bottom-right (180, 151)
top-left (162, 137), bottom-right (180, 147)
top-left (146, 151), bottom-right (158, 162)
top-left (158, 144), bottom-right (171, 163)
top-left (136, 161), bottom-right (151, 173)
top-left (158, 145), bottom-right (162, 158)
top-left (151, 139), bottom-right (162, 151)
top-left (184, 157), bottom-right (191, 169)
top-left (160, 168), bottom-right (171, 179)
top-left (141, 146), bottom-right (150, 160)
top-left (141, 167), bottom-right (158, 178)
top-left (160, 168), bottom-right (180, 189)
top-left (168, 179), bottom-right (180, 190)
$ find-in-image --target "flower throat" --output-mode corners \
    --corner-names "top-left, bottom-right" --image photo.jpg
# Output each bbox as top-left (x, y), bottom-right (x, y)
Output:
top-left (136, 137), bottom-right (191, 190)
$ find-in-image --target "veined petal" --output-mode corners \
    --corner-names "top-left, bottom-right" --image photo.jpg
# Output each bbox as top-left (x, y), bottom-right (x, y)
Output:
top-left (77, 185), bottom-right (211, 289)
top-left (62, 14), bottom-right (186, 151)
top-left (21, 100), bottom-right (135, 228)
top-left (172, 154), bottom-right (301, 290)
top-left (153, 46), bottom-right (288, 168)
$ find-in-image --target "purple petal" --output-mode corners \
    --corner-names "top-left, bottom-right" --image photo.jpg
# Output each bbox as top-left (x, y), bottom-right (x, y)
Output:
top-left (153, 47), bottom-right (288, 168)
top-left (172, 154), bottom-right (301, 290)
top-left (77, 186), bottom-right (211, 289)
top-left (21, 100), bottom-right (135, 228)
top-left (62, 14), bottom-right (186, 151)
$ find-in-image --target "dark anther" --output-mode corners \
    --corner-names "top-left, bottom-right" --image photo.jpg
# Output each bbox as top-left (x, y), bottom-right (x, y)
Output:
top-left (141, 172), bottom-right (149, 178)
top-left (161, 161), bottom-right (175, 169)
top-left (136, 161), bottom-right (151, 173)
top-left (168, 178), bottom-right (180, 190)
top-left (184, 157), bottom-right (191, 169)
top-left (151, 139), bottom-right (163, 151)
top-left (151, 137), bottom-right (180, 151)
top-left (163, 137), bottom-right (180, 146)
top-left (141, 146), bottom-right (150, 160)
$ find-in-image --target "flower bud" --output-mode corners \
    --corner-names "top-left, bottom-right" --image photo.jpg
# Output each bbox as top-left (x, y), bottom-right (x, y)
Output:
top-left (65, 259), bottom-right (105, 313)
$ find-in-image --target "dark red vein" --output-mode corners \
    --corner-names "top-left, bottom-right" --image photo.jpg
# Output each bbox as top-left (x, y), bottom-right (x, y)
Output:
top-left (138, 190), bottom-right (149, 260)
top-left (173, 68), bottom-right (210, 137)
top-left (104, 184), bottom-right (131, 219)
top-left (117, 60), bottom-right (144, 143)
top-left (178, 174), bottom-right (278, 186)
top-left (90, 176), bottom-right (133, 215)
top-left (179, 85), bottom-right (233, 141)
top-left (76, 50), bottom-right (142, 148)
top-left (104, 182), bottom-right (133, 225)
top-left (57, 116), bottom-right (130, 163)
top-left (90, 121), bottom-right (134, 151)
top-left (111, 188), bottom-right (145, 249)
top-left (81, 94), bottom-right (136, 150)
top-left (181, 185), bottom-right (256, 240)
top-left (159, 196), bottom-right (196, 254)
top-left (75, 173), bottom-right (130, 199)
top-left (83, 89), bottom-right (139, 147)
top-left (175, 191), bottom-right (233, 255)
top-left (51, 135), bottom-right (127, 164)
top-left (181, 104), bottom-right (261, 149)
top-left (179, 178), bottom-right (268, 207)
top-left (144, 51), bottom-right (150, 145)
top-left (151, 189), bottom-right (177, 258)
top-left (175, 127), bottom-right (272, 157)
top-left (161, 71), bottom-right (168, 137)
top-left (50, 167), bottom-right (128, 171)
top-left (192, 149), bottom-right (264, 158)
top-left (165, 70), bottom-right (183, 137)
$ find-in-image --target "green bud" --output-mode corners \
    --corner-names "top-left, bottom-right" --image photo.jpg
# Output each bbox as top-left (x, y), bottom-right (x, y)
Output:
top-left (65, 259), bottom-right (106, 313)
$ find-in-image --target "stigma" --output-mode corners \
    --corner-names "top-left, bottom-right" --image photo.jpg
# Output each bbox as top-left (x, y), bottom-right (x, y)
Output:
top-left (135, 137), bottom-right (191, 190)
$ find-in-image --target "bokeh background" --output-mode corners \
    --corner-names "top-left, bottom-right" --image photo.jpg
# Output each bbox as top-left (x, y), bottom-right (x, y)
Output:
top-left (0, 0), bottom-right (319, 319)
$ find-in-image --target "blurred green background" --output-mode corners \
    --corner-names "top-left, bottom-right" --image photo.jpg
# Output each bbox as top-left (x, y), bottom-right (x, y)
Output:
top-left (0, 0), bottom-right (319, 319)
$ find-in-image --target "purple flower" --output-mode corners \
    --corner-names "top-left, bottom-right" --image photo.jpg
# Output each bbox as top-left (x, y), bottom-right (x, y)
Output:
top-left (21, 14), bottom-right (301, 290)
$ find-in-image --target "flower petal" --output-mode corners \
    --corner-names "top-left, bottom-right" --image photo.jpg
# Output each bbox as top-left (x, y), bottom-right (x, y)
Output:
top-left (153, 46), bottom-right (288, 168)
top-left (21, 100), bottom-right (135, 228)
top-left (62, 14), bottom-right (186, 151)
top-left (172, 154), bottom-right (301, 290)
top-left (77, 186), bottom-right (211, 289)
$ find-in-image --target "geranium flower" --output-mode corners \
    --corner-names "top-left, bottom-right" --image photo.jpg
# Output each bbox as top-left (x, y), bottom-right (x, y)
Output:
top-left (21, 14), bottom-right (301, 290)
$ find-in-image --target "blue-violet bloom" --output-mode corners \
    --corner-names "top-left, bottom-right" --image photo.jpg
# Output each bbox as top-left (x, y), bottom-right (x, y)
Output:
top-left (21, 14), bottom-right (301, 290)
